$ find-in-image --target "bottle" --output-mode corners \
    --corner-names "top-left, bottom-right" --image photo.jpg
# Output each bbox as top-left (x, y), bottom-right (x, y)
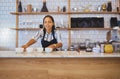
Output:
top-left (100, 43), bottom-right (104, 53)
top-left (41, 0), bottom-right (48, 12)
top-left (18, 0), bottom-right (22, 12)
top-left (107, 1), bottom-right (112, 12)
top-left (63, 6), bottom-right (66, 12)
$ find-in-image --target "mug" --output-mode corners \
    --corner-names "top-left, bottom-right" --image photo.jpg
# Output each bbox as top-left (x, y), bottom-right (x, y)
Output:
top-left (26, 48), bottom-right (34, 53)
top-left (45, 48), bottom-right (53, 53)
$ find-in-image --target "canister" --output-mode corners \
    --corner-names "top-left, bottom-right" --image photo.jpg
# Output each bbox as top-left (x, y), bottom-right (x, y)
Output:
top-left (104, 44), bottom-right (113, 53)
top-left (27, 4), bottom-right (32, 12)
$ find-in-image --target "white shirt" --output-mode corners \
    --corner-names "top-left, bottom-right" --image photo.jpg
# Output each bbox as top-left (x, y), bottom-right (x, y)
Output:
top-left (32, 29), bottom-right (62, 43)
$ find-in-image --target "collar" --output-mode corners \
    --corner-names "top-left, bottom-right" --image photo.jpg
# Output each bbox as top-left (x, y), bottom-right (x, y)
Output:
top-left (46, 32), bottom-right (52, 35)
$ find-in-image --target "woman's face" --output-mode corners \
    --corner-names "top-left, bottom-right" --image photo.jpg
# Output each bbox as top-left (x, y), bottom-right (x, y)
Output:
top-left (43, 17), bottom-right (54, 31)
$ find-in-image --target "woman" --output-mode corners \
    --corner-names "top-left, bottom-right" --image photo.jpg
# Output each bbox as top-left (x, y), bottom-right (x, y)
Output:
top-left (22, 15), bottom-right (62, 50)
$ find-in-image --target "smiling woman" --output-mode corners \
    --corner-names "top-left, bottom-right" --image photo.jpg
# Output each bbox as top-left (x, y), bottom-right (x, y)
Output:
top-left (22, 15), bottom-right (63, 51)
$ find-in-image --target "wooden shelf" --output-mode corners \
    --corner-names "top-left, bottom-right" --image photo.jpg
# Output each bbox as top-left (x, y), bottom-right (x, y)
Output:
top-left (10, 11), bottom-right (119, 15)
top-left (10, 28), bottom-right (112, 30)
top-left (10, 28), bottom-right (69, 30)
top-left (68, 28), bottom-right (112, 30)
top-left (10, 28), bottom-right (41, 30)
top-left (69, 11), bottom-right (119, 14)
top-left (10, 12), bottom-right (69, 15)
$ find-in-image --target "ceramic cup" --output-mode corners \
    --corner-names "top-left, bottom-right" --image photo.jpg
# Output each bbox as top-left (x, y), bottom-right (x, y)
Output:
top-left (45, 48), bottom-right (53, 53)
top-left (36, 47), bottom-right (43, 53)
top-left (26, 48), bottom-right (34, 53)
top-left (15, 48), bottom-right (24, 53)
top-left (92, 47), bottom-right (100, 53)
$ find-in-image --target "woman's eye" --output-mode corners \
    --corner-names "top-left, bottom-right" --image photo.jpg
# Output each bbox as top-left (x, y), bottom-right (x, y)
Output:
top-left (44, 21), bottom-right (52, 24)
top-left (44, 21), bottom-right (47, 24)
top-left (48, 21), bottom-right (52, 23)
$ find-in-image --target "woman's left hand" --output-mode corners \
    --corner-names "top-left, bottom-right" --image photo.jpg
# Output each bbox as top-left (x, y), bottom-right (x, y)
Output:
top-left (47, 44), bottom-right (56, 50)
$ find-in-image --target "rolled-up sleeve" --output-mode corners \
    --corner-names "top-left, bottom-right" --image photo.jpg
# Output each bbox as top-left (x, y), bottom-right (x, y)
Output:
top-left (32, 30), bottom-right (43, 41)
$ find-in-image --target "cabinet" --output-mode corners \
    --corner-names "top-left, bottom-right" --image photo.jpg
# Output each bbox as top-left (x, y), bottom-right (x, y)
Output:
top-left (11, 0), bottom-right (120, 50)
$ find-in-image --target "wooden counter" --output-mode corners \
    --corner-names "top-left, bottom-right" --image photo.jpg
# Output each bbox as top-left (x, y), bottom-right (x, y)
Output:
top-left (0, 51), bottom-right (120, 79)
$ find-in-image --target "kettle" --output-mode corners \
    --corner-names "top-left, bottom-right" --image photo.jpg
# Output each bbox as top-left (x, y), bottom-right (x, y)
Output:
top-left (104, 44), bottom-right (113, 53)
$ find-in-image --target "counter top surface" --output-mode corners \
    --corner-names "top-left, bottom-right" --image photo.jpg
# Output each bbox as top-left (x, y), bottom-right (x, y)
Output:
top-left (0, 51), bottom-right (120, 58)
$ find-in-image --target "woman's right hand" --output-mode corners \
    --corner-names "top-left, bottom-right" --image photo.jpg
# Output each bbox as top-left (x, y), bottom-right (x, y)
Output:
top-left (22, 44), bottom-right (28, 49)
top-left (21, 39), bottom-right (36, 49)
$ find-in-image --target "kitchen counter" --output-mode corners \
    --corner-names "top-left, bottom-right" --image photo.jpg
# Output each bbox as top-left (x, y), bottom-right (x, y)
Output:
top-left (0, 51), bottom-right (120, 58)
top-left (0, 51), bottom-right (120, 79)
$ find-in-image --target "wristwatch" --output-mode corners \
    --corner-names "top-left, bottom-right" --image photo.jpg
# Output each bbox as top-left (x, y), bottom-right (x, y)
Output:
top-left (53, 44), bottom-right (57, 48)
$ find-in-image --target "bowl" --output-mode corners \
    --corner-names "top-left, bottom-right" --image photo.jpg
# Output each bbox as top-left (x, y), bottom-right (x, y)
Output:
top-left (26, 48), bottom-right (34, 53)
top-left (92, 47), bottom-right (100, 53)
top-left (15, 48), bottom-right (24, 53)
top-left (36, 47), bottom-right (43, 53)
top-left (45, 48), bottom-right (53, 53)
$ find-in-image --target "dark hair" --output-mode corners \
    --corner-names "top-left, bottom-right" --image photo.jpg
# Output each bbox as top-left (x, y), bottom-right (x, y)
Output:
top-left (43, 15), bottom-right (56, 39)
top-left (43, 15), bottom-right (54, 24)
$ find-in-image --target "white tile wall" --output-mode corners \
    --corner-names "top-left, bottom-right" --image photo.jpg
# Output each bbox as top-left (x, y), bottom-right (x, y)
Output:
top-left (71, 30), bottom-right (108, 44)
top-left (0, 0), bottom-right (16, 51)
top-left (0, 0), bottom-right (120, 50)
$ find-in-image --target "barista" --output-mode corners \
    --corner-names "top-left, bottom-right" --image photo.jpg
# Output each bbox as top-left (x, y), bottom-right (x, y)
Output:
top-left (22, 15), bottom-right (62, 50)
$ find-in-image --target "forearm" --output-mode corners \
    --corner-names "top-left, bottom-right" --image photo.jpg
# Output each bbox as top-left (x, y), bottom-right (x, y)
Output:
top-left (22, 39), bottom-right (36, 49)
top-left (48, 42), bottom-right (62, 49)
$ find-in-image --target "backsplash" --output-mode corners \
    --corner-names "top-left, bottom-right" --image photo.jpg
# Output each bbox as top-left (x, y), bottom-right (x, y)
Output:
top-left (0, 0), bottom-right (120, 50)
top-left (0, 0), bottom-right (16, 51)
top-left (71, 30), bottom-right (107, 44)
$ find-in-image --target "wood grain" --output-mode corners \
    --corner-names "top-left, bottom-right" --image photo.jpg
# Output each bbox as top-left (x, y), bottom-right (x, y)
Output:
top-left (0, 58), bottom-right (120, 79)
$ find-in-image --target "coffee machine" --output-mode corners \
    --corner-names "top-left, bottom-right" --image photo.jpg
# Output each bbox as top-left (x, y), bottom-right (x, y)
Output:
top-left (111, 29), bottom-right (120, 42)
top-left (110, 28), bottom-right (120, 53)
